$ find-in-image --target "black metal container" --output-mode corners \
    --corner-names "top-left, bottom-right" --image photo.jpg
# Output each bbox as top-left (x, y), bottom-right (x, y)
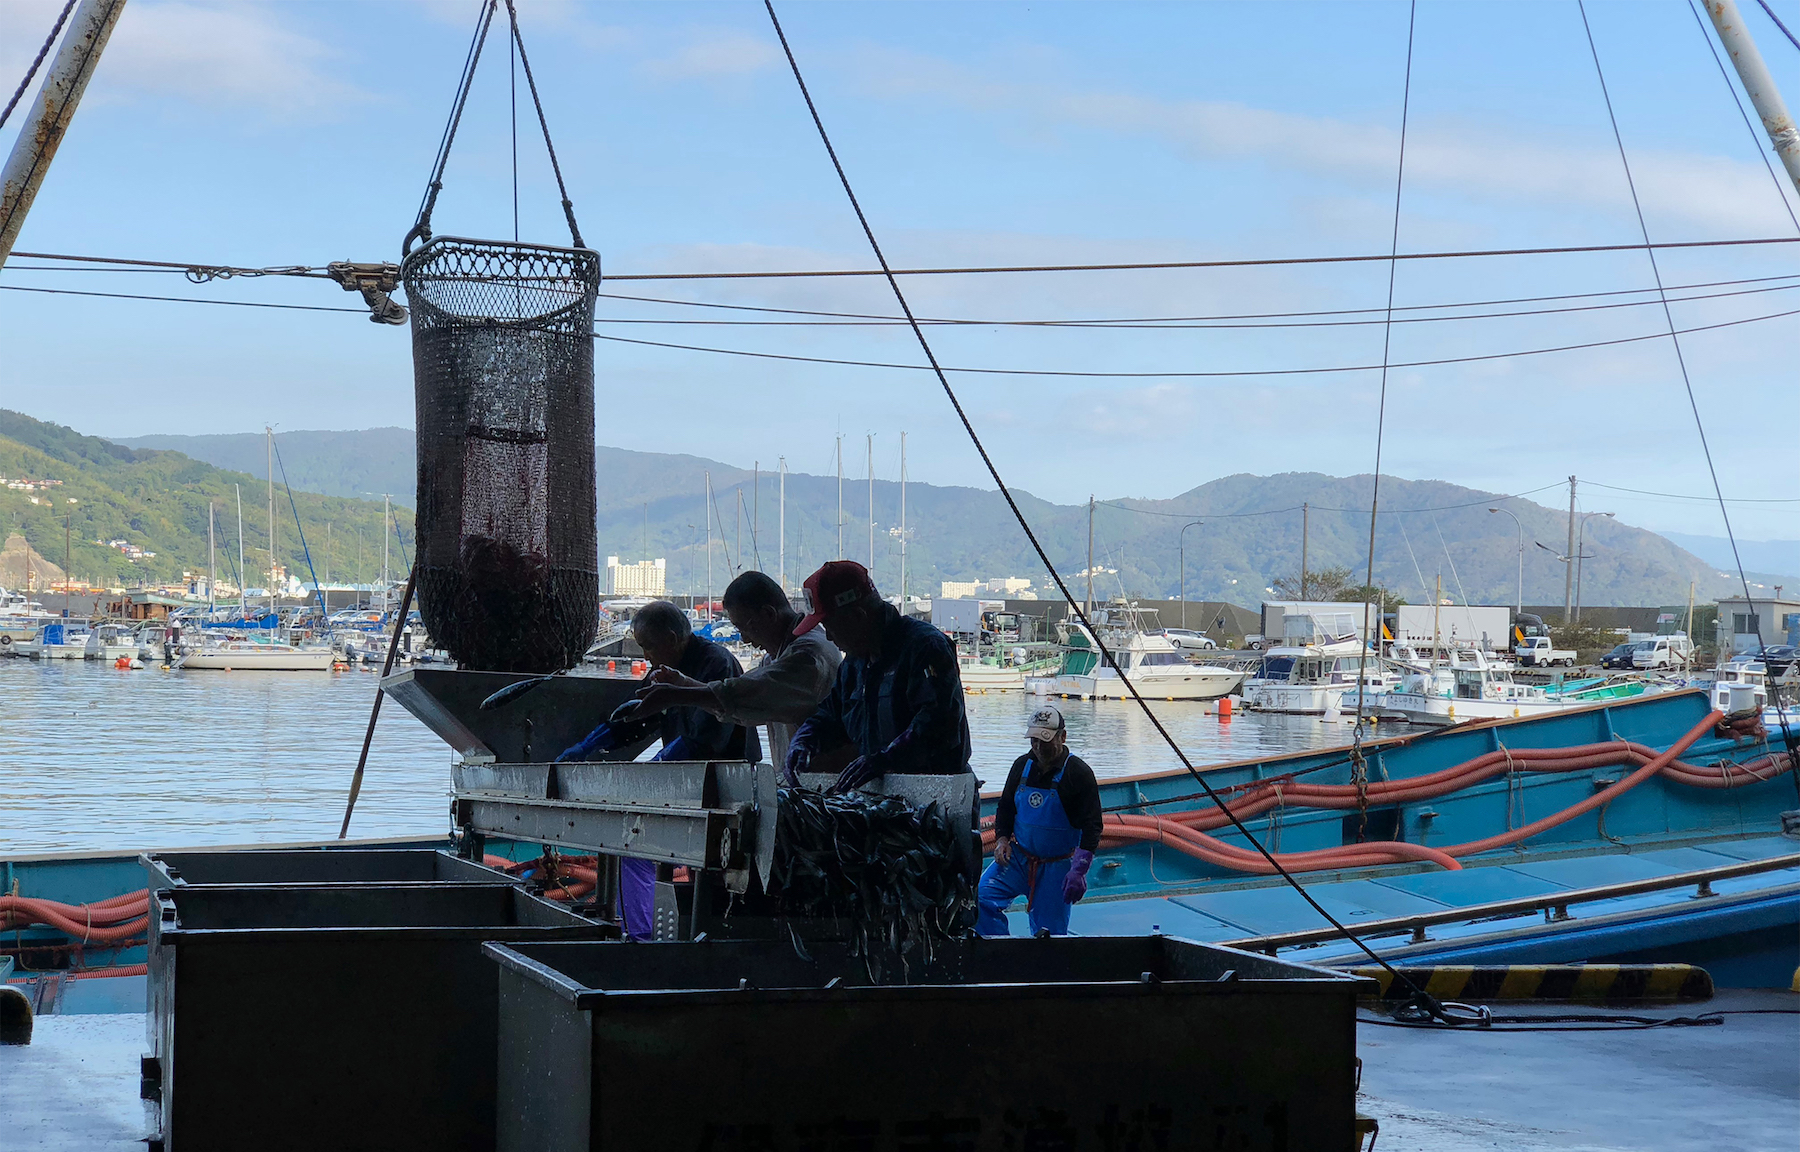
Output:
top-left (142, 848), bottom-right (510, 890)
top-left (486, 935), bottom-right (1370, 1152)
top-left (147, 883), bottom-right (611, 1152)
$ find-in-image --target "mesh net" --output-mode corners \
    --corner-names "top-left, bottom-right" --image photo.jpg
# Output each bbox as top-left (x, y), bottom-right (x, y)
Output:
top-left (401, 237), bottom-right (600, 673)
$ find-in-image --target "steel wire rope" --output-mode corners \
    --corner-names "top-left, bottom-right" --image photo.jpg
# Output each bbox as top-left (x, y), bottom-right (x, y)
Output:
top-left (270, 437), bottom-right (328, 620)
top-left (761, 0), bottom-right (1454, 1020)
top-left (404, 0), bottom-right (500, 254)
top-left (502, 0), bottom-right (585, 247)
top-left (1688, 0), bottom-right (1800, 232)
top-left (583, 279), bottom-right (1800, 329)
top-left (590, 272), bottom-right (1800, 324)
top-left (1582, 479), bottom-right (1800, 502)
top-left (0, 0), bottom-right (76, 131)
top-left (593, 235), bottom-right (1800, 281)
top-left (1352, 0), bottom-right (1417, 767)
top-left (1578, 1), bottom-right (1796, 771)
top-left (0, 252), bottom-right (328, 279)
top-left (579, 304), bottom-right (1800, 377)
top-left (1755, 0), bottom-right (1800, 51)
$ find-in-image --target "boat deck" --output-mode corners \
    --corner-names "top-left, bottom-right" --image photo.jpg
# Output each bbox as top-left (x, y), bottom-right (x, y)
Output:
top-left (5, 993), bottom-right (1793, 1150)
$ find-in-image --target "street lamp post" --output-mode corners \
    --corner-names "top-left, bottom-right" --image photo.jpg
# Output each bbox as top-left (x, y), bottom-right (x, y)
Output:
top-left (1574, 511), bottom-right (1613, 623)
top-left (1488, 507), bottom-right (1524, 614)
top-left (1178, 520), bottom-right (1204, 630)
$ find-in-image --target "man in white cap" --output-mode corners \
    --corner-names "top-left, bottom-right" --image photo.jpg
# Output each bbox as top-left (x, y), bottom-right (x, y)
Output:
top-left (976, 704), bottom-right (1104, 936)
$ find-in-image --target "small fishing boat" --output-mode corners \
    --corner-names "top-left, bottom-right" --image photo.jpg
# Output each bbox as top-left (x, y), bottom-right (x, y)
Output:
top-left (1031, 618), bottom-right (1246, 701)
top-left (83, 623), bottom-right (138, 662)
top-left (1382, 647), bottom-right (1652, 726)
top-left (1240, 644), bottom-right (1356, 714)
top-left (172, 637), bottom-right (338, 671)
top-left (18, 620), bottom-right (89, 660)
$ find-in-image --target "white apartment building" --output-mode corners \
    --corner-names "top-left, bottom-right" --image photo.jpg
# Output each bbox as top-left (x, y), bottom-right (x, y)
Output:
top-left (607, 556), bottom-right (667, 597)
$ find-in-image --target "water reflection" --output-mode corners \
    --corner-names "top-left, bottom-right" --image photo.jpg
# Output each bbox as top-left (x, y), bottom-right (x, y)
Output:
top-left (0, 661), bottom-right (1364, 855)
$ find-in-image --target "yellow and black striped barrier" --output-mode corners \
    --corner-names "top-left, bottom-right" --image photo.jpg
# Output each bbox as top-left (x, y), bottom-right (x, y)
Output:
top-left (1347, 964), bottom-right (1714, 1003)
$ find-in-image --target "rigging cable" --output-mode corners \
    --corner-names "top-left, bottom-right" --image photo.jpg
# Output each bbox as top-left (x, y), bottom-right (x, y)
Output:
top-left (0, 0), bottom-right (76, 131)
top-left (404, 0), bottom-right (501, 254)
top-left (1687, 0), bottom-right (1800, 232)
top-left (1754, 0), bottom-right (1800, 52)
top-left (1353, 0), bottom-right (1417, 752)
top-left (761, 0), bottom-right (1457, 1022)
top-left (1578, 2), bottom-right (1794, 760)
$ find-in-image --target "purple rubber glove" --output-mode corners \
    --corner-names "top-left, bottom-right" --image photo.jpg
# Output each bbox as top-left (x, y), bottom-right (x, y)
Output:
top-left (829, 755), bottom-right (881, 795)
top-left (783, 743), bottom-right (811, 787)
top-left (1062, 849), bottom-right (1094, 904)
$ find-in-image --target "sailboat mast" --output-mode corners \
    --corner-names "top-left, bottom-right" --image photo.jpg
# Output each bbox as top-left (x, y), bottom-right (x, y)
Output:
top-left (778, 457), bottom-right (786, 591)
top-left (236, 484), bottom-right (244, 614)
top-left (836, 435), bottom-right (843, 560)
top-left (267, 428), bottom-right (276, 615)
top-left (705, 470), bottom-right (713, 622)
top-left (867, 433), bottom-right (875, 573)
top-left (736, 489), bottom-right (743, 575)
top-left (1086, 496), bottom-right (1095, 620)
top-left (899, 432), bottom-right (907, 607)
top-left (208, 503), bottom-right (216, 613)
top-left (383, 494), bottom-right (391, 610)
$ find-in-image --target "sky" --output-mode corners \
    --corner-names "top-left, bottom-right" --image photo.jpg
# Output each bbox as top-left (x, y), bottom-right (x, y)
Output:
top-left (2, 0), bottom-right (1796, 544)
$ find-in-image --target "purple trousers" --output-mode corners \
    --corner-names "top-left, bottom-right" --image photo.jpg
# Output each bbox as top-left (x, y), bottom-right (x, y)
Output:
top-left (621, 857), bottom-right (657, 940)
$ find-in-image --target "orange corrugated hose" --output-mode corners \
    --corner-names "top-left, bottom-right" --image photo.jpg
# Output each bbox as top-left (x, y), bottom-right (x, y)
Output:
top-left (981, 712), bottom-right (1769, 875)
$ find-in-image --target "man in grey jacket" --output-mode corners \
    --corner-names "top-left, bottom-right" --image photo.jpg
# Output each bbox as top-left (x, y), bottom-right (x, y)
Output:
top-left (632, 570), bottom-right (840, 769)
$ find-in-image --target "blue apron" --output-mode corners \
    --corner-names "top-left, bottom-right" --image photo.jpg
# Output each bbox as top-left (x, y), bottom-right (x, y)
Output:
top-left (1013, 759), bottom-right (1080, 911)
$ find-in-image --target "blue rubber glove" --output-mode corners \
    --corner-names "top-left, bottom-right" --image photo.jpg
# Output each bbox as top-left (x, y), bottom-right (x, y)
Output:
top-left (556, 722), bottom-right (617, 763)
top-left (829, 755), bottom-right (882, 795)
top-left (783, 744), bottom-right (811, 786)
top-left (1062, 848), bottom-right (1094, 904)
top-left (650, 736), bottom-right (695, 762)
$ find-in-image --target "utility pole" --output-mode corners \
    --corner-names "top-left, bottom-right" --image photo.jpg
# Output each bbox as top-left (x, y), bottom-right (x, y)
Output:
top-left (836, 434), bottom-right (844, 560)
top-left (1086, 496), bottom-right (1095, 619)
top-left (1564, 475), bottom-right (1577, 624)
top-left (867, 433), bottom-right (875, 573)
top-left (1300, 502), bottom-right (1310, 600)
top-left (0, 0), bottom-right (128, 268)
top-left (778, 457), bottom-right (787, 590)
top-left (1704, 0), bottom-right (1800, 193)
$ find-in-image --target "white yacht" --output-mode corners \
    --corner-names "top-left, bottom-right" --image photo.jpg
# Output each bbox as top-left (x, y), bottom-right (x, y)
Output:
top-left (173, 637), bottom-right (338, 671)
top-left (84, 623), bottom-right (138, 662)
top-left (19, 620), bottom-right (90, 660)
top-left (1029, 612), bottom-right (1245, 702)
top-left (1241, 645), bottom-right (1357, 714)
top-left (1382, 648), bottom-right (1651, 726)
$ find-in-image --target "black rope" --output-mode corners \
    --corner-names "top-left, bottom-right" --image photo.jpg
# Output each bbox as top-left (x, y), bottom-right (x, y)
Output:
top-left (761, 0), bottom-right (1449, 1020)
top-left (1688, 0), bottom-right (1800, 232)
top-left (504, 0), bottom-right (585, 249)
top-left (1578, 2), bottom-right (1795, 760)
top-left (405, 0), bottom-right (500, 255)
top-left (0, 0), bottom-right (76, 131)
top-left (1353, 0), bottom-right (1416, 746)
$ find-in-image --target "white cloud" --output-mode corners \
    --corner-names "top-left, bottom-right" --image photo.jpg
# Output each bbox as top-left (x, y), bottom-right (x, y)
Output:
top-left (845, 45), bottom-right (1797, 236)
top-left (639, 31), bottom-right (780, 81)
top-left (86, 1), bottom-right (360, 113)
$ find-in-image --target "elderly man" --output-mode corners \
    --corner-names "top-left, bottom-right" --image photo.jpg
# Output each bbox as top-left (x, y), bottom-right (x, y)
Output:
top-left (977, 704), bottom-right (1102, 937)
top-left (631, 571), bottom-right (839, 770)
top-left (557, 600), bottom-right (759, 937)
top-left (784, 560), bottom-right (972, 792)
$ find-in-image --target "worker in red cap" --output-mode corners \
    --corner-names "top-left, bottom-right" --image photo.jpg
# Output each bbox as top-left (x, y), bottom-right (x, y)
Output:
top-left (784, 560), bottom-right (972, 792)
top-left (977, 703), bottom-right (1102, 937)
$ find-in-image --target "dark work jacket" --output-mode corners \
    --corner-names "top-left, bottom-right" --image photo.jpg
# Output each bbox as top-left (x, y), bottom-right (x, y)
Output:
top-left (613, 636), bottom-right (760, 761)
top-left (992, 752), bottom-right (1103, 853)
top-left (794, 602), bottom-right (972, 775)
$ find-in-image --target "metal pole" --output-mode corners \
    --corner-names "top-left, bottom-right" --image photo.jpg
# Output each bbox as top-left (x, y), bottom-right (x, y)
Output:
top-left (753, 461), bottom-right (759, 568)
top-left (268, 429), bottom-right (276, 615)
top-left (899, 432), bottom-right (907, 606)
top-left (778, 457), bottom-right (786, 590)
top-left (705, 471), bottom-right (713, 622)
top-left (382, 495), bottom-right (391, 608)
top-left (1179, 520), bottom-right (1203, 630)
top-left (1086, 496), bottom-right (1095, 619)
top-left (339, 564), bottom-right (418, 839)
top-left (1300, 503), bottom-right (1309, 600)
top-left (63, 504), bottom-right (71, 616)
top-left (236, 485), bottom-right (244, 612)
top-left (0, 0), bottom-right (127, 267)
top-left (209, 503), bottom-right (216, 613)
top-left (836, 435), bottom-right (843, 560)
top-left (1564, 476), bottom-right (1576, 623)
top-left (1488, 507), bottom-right (1524, 614)
top-left (1574, 511), bottom-right (1613, 624)
top-left (867, 433), bottom-right (875, 572)
top-left (1705, 0), bottom-right (1800, 193)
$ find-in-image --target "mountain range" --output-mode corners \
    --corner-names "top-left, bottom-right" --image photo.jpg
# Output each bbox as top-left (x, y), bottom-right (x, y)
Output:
top-left (1, 413), bottom-right (1786, 607)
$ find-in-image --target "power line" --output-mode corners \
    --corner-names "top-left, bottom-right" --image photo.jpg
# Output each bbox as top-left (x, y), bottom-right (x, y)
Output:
top-left (0, 284), bottom-right (365, 313)
top-left (1755, 0), bottom-right (1800, 51)
top-left (6, 250), bottom-right (327, 280)
top-left (1581, 480), bottom-right (1800, 503)
top-left (1095, 482), bottom-right (1567, 520)
top-left (589, 304), bottom-right (1800, 379)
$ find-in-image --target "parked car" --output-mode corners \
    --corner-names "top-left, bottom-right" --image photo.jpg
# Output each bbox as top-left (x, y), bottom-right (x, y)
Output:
top-left (1757, 644), bottom-right (1798, 676)
top-left (1600, 642), bottom-right (1647, 670)
top-left (1632, 635), bottom-right (1694, 670)
top-left (1160, 628), bottom-right (1217, 652)
top-left (1515, 636), bottom-right (1577, 668)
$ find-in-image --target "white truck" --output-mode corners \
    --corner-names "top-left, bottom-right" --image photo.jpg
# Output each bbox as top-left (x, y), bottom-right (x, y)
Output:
top-left (1632, 635), bottom-right (1693, 669)
top-left (1515, 636), bottom-right (1577, 668)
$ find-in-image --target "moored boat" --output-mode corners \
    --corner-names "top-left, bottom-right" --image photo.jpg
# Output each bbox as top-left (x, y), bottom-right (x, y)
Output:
top-left (172, 638), bottom-right (338, 671)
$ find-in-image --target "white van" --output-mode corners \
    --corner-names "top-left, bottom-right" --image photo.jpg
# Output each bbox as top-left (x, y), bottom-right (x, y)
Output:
top-left (1632, 635), bottom-right (1692, 669)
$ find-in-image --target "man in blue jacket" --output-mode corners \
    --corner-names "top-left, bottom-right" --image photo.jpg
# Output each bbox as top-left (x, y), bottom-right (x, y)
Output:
top-left (557, 600), bottom-right (758, 937)
top-left (784, 560), bottom-right (972, 791)
top-left (977, 704), bottom-right (1103, 937)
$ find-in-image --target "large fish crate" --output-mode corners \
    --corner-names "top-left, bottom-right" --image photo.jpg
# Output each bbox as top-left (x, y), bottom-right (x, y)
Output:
top-left (143, 847), bottom-right (511, 889)
top-left (147, 882), bottom-right (612, 1151)
top-left (486, 934), bottom-right (1371, 1151)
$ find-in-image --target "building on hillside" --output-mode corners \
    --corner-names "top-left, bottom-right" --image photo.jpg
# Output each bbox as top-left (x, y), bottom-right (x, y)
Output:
top-left (939, 576), bottom-right (1037, 600)
top-left (607, 556), bottom-right (666, 597)
top-left (1716, 595), bottom-right (1800, 654)
top-left (109, 591), bottom-right (191, 621)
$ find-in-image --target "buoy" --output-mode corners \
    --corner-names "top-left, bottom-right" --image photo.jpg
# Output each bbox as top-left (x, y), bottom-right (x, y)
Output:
top-left (607, 659), bottom-right (616, 673)
top-left (114, 656), bottom-right (130, 669)
top-left (1217, 696), bottom-right (1233, 720)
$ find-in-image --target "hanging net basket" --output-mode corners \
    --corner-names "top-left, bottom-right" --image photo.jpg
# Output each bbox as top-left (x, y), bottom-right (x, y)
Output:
top-left (401, 237), bottom-right (600, 673)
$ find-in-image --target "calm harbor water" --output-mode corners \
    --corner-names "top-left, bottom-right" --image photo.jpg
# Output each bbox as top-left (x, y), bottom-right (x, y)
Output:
top-left (0, 659), bottom-right (1355, 856)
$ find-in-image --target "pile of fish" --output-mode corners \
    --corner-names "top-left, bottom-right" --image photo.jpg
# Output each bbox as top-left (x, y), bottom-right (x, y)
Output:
top-left (771, 787), bottom-right (974, 981)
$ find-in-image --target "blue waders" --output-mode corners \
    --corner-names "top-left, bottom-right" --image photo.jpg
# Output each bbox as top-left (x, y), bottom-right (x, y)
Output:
top-left (977, 759), bottom-right (1081, 936)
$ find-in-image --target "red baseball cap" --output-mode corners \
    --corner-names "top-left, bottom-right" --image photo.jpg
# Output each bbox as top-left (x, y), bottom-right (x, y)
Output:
top-left (795, 560), bottom-right (876, 635)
